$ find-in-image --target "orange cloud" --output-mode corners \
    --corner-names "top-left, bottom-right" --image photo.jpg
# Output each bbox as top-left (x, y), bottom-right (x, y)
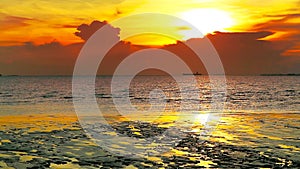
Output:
top-left (0, 20), bottom-right (299, 75)
top-left (252, 13), bottom-right (300, 57)
top-left (0, 13), bottom-right (33, 30)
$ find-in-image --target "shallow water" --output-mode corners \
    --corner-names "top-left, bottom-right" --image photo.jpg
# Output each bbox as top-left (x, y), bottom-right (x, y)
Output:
top-left (0, 113), bottom-right (299, 168)
top-left (0, 76), bottom-right (299, 168)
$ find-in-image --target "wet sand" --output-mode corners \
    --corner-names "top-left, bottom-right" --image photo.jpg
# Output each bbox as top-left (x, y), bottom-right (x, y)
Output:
top-left (0, 113), bottom-right (299, 168)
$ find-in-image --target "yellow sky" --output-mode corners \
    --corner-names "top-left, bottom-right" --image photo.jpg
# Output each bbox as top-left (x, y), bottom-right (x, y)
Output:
top-left (0, 0), bottom-right (299, 46)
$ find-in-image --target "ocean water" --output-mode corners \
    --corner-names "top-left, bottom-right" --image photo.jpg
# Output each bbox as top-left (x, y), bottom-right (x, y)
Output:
top-left (0, 75), bottom-right (299, 114)
top-left (0, 75), bottom-right (299, 168)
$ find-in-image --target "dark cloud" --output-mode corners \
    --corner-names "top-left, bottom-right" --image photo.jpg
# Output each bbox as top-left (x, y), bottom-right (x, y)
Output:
top-left (206, 32), bottom-right (298, 74)
top-left (0, 41), bottom-right (81, 75)
top-left (74, 20), bottom-right (120, 41)
top-left (0, 40), bottom-right (24, 46)
top-left (94, 30), bottom-right (300, 75)
top-left (0, 20), bottom-right (299, 75)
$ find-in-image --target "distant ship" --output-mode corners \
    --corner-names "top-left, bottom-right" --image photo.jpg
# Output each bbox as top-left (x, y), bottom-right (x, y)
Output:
top-left (182, 72), bottom-right (202, 76)
top-left (0, 74), bottom-right (19, 77)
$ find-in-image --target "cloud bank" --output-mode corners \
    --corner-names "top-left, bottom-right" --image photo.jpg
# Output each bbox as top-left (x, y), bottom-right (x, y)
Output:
top-left (0, 20), bottom-right (299, 75)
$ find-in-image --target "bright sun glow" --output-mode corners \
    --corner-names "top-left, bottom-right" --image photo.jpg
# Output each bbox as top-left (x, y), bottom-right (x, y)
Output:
top-left (179, 8), bottom-right (235, 39)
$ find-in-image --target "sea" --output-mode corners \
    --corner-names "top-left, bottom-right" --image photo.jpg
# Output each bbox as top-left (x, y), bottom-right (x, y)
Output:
top-left (0, 75), bottom-right (299, 168)
top-left (0, 75), bottom-right (299, 114)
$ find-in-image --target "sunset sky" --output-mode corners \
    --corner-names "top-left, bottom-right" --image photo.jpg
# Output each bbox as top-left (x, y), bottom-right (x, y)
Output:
top-left (0, 0), bottom-right (299, 75)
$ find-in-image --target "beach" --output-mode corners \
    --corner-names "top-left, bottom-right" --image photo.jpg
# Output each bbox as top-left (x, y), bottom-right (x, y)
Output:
top-left (0, 76), bottom-right (299, 168)
top-left (2, 0), bottom-right (300, 168)
top-left (0, 112), bottom-right (299, 168)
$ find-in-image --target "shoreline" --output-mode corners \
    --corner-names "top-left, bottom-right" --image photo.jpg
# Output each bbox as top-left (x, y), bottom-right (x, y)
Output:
top-left (0, 112), bottom-right (299, 168)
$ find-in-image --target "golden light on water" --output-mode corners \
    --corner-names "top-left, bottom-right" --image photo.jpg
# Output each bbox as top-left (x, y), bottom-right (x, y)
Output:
top-left (195, 113), bottom-right (210, 125)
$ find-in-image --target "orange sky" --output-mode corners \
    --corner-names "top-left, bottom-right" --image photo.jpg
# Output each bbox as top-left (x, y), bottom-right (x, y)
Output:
top-left (0, 0), bottom-right (299, 46)
top-left (0, 0), bottom-right (299, 75)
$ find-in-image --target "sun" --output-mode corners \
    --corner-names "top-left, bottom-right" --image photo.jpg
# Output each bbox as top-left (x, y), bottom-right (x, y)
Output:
top-left (178, 8), bottom-right (235, 39)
